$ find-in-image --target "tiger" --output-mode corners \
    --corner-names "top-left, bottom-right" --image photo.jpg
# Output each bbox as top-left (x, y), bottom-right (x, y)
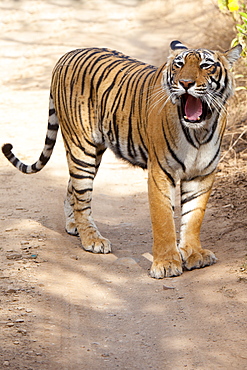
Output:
top-left (2, 40), bottom-right (241, 278)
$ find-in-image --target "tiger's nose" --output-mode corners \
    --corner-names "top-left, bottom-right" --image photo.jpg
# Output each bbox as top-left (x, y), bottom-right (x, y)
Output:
top-left (179, 79), bottom-right (195, 90)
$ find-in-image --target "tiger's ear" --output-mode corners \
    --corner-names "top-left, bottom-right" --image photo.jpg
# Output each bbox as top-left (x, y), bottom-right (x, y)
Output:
top-left (170, 40), bottom-right (188, 51)
top-left (224, 44), bottom-right (242, 66)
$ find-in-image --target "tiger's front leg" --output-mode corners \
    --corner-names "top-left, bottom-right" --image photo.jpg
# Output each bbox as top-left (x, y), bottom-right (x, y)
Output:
top-left (179, 173), bottom-right (217, 270)
top-left (65, 145), bottom-right (111, 254)
top-left (148, 162), bottom-right (183, 278)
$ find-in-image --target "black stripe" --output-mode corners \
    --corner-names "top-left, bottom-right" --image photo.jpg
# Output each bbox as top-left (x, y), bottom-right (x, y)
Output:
top-left (217, 63), bottom-right (222, 82)
top-left (139, 145), bottom-right (148, 166)
top-left (202, 119), bottom-right (218, 144)
top-left (12, 158), bottom-right (19, 166)
top-left (20, 164), bottom-right (28, 173)
top-left (181, 189), bottom-right (210, 205)
top-left (73, 187), bottom-right (92, 195)
top-left (127, 115), bottom-right (136, 158)
top-left (49, 108), bottom-right (56, 116)
top-left (40, 153), bottom-right (50, 165)
top-left (80, 50), bottom-right (106, 95)
top-left (89, 53), bottom-right (110, 74)
top-left (97, 148), bottom-right (106, 157)
top-left (111, 113), bottom-right (122, 158)
top-left (77, 144), bottom-right (96, 159)
top-left (181, 207), bottom-right (205, 217)
top-left (70, 153), bottom-right (95, 168)
top-left (60, 49), bottom-right (90, 91)
top-left (6, 152), bottom-right (15, 161)
top-left (100, 64), bottom-right (134, 118)
top-left (45, 137), bottom-right (56, 146)
top-left (153, 146), bottom-right (175, 187)
top-left (210, 76), bottom-right (221, 90)
top-left (177, 107), bottom-right (198, 148)
top-left (182, 172), bottom-right (213, 182)
top-left (205, 145), bottom-right (220, 169)
top-left (74, 199), bottom-right (91, 209)
top-left (74, 166), bottom-right (94, 175)
top-left (80, 206), bottom-right (91, 212)
top-left (217, 68), bottom-right (228, 96)
top-left (162, 119), bottom-right (186, 171)
top-left (100, 67), bottom-right (126, 114)
top-left (95, 70), bottom-right (104, 91)
top-left (48, 122), bottom-right (59, 130)
top-left (151, 64), bottom-right (163, 87)
top-left (69, 172), bottom-right (94, 180)
top-left (31, 163), bottom-right (38, 172)
top-left (208, 64), bottom-right (217, 75)
top-left (138, 72), bottom-right (147, 119)
top-left (151, 173), bottom-right (173, 203)
top-left (121, 66), bottom-right (147, 109)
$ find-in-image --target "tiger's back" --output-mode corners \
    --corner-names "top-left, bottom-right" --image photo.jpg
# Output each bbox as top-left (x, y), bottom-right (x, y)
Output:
top-left (51, 48), bottom-right (158, 169)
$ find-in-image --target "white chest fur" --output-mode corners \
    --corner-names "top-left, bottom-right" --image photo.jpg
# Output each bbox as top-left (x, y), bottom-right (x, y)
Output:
top-left (169, 127), bottom-right (221, 181)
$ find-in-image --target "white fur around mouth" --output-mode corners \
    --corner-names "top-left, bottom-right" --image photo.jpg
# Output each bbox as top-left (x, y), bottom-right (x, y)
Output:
top-left (182, 118), bottom-right (206, 129)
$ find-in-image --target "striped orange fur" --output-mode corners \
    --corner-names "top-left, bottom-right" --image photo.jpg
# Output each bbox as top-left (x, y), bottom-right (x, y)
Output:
top-left (2, 41), bottom-right (241, 278)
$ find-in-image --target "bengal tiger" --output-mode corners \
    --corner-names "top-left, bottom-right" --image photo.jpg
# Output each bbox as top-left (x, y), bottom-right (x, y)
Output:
top-left (2, 40), bottom-right (241, 278)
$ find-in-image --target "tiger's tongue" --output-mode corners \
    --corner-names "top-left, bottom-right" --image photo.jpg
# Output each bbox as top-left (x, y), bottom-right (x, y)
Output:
top-left (185, 95), bottom-right (203, 121)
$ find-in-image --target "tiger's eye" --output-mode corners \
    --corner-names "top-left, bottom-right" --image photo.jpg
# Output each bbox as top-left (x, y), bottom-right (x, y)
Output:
top-left (200, 63), bottom-right (213, 69)
top-left (174, 61), bottom-right (184, 68)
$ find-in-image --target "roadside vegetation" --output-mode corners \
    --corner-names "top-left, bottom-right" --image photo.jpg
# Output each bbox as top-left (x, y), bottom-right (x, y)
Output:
top-left (217, 0), bottom-right (247, 172)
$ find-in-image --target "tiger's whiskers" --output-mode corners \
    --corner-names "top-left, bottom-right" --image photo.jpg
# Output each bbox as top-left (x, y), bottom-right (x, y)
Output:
top-left (147, 87), bottom-right (173, 117)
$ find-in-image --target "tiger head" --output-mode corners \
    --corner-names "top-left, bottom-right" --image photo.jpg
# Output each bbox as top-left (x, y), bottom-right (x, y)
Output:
top-left (163, 40), bottom-right (242, 129)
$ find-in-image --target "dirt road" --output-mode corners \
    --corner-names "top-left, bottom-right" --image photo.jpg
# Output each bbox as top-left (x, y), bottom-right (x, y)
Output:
top-left (0, 1), bottom-right (246, 369)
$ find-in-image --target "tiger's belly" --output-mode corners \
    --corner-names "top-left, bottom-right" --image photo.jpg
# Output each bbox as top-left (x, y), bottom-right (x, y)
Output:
top-left (101, 123), bottom-right (148, 169)
top-left (107, 140), bottom-right (148, 169)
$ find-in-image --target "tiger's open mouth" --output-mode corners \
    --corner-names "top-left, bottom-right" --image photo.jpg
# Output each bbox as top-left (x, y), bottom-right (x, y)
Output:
top-left (180, 93), bottom-right (210, 124)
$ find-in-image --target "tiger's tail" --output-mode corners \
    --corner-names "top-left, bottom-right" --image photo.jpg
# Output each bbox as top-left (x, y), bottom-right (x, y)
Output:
top-left (2, 95), bottom-right (59, 174)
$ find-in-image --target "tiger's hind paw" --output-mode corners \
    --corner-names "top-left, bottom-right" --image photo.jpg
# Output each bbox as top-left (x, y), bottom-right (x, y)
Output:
top-left (183, 249), bottom-right (217, 271)
top-left (65, 222), bottom-right (79, 236)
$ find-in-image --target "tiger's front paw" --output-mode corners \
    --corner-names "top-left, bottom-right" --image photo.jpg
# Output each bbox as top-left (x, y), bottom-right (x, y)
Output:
top-left (82, 237), bottom-right (112, 254)
top-left (182, 248), bottom-right (217, 270)
top-left (150, 258), bottom-right (183, 279)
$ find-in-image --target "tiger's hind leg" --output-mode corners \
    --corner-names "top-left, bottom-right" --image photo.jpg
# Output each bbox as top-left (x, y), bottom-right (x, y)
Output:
top-left (64, 178), bottom-right (78, 236)
top-left (64, 147), bottom-right (106, 236)
top-left (64, 144), bottom-right (111, 254)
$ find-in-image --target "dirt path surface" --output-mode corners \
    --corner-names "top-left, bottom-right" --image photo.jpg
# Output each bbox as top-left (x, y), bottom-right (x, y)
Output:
top-left (0, 1), bottom-right (246, 369)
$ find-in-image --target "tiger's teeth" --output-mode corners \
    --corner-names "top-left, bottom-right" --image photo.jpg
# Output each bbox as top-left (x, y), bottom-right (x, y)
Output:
top-left (184, 116), bottom-right (201, 121)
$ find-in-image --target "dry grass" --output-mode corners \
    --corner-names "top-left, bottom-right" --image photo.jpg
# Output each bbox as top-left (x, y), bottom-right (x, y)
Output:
top-left (219, 59), bottom-right (247, 174)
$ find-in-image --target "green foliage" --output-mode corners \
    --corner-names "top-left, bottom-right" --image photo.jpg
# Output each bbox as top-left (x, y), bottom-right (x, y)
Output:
top-left (232, 10), bottom-right (247, 58)
top-left (218, 1), bottom-right (247, 58)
